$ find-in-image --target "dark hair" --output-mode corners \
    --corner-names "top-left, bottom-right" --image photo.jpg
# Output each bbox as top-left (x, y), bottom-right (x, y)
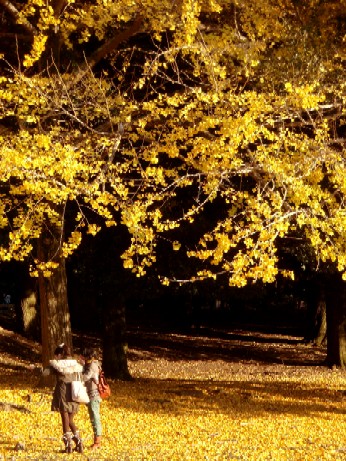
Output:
top-left (54, 343), bottom-right (71, 358)
top-left (82, 347), bottom-right (97, 359)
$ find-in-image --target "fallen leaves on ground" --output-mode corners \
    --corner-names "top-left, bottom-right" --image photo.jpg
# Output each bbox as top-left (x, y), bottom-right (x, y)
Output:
top-left (0, 326), bottom-right (346, 460)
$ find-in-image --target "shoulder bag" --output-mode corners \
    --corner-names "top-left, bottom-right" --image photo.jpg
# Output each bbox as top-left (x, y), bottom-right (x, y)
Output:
top-left (71, 373), bottom-right (90, 404)
top-left (97, 368), bottom-right (111, 399)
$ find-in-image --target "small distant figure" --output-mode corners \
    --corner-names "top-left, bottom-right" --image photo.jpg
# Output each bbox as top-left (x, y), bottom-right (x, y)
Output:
top-left (42, 343), bottom-right (84, 453)
top-left (82, 348), bottom-right (103, 449)
top-left (4, 294), bottom-right (11, 304)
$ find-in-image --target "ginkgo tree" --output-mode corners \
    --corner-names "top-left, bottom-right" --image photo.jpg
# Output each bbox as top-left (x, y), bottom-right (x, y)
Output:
top-left (0, 0), bottom-right (346, 372)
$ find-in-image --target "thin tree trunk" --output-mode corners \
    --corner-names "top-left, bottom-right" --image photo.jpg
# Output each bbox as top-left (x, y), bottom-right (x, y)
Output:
top-left (326, 275), bottom-right (346, 368)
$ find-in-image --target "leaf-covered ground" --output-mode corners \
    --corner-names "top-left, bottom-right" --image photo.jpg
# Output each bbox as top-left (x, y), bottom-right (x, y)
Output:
top-left (1, 325), bottom-right (346, 460)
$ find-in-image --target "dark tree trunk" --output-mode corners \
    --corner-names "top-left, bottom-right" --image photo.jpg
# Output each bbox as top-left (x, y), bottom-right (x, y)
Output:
top-left (326, 275), bottom-right (346, 368)
top-left (102, 293), bottom-right (131, 380)
top-left (314, 298), bottom-right (327, 347)
top-left (304, 277), bottom-right (327, 346)
top-left (37, 228), bottom-right (73, 386)
top-left (38, 260), bottom-right (72, 366)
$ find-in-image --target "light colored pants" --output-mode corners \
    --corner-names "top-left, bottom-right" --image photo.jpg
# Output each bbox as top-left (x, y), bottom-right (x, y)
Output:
top-left (87, 399), bottom-right (102, 436)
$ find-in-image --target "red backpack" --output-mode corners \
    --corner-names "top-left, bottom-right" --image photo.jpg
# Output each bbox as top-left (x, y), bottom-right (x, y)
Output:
top-left (97, 368), bottom-right (111, 399)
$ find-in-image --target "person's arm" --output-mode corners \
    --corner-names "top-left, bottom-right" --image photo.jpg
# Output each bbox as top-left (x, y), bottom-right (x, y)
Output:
top-left (50, 359), bottom-right (83, 374)
top-left (83, 362), bottom-right (99, 383)
top-left (42, 364), bottom-right (62, 377)
top-left (42, 366), bottom-right (51, 376)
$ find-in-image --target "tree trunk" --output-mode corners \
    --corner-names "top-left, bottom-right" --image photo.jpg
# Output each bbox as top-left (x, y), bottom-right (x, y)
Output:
top-left (304, 277), bottom-right (327, 346)
top-left (21, 277), bottom-right (40, 341)
top-left (314, 298), bottom-right (327, 347)
top-left (102, 294), bottom-right (132, 380)
top-left (38, 261), bottom-right (72, 365)
top-left (326, 276), bottom-right (346, 368)
top-left (37, 229), bottom-right (73, 385)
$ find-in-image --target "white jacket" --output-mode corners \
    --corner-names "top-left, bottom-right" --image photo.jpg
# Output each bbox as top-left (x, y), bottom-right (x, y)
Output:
top-left (43, 359), bottom-right (83, 377)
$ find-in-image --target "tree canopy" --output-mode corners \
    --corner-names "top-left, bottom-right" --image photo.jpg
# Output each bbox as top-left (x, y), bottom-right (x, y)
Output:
top-left (0, 0), bottom-right (345, 288)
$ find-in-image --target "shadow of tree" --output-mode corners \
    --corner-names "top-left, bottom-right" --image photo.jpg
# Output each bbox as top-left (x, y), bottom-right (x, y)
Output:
top-left (127, 327), bottom-right (326, 366)
top-left (0, 328), bottom-right (40, 362)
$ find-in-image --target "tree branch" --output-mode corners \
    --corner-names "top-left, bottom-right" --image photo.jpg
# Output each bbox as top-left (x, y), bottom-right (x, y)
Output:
top-left (0, 32), bottom-right (32, 40)
top-left (51, 0), bottom-right (68, 17)
top-left (68, 15), bottom-right (143, 89)
top-left (89, 15), bottom-right (143, 68)
top-left (0, 0), bottom-right (37, 36)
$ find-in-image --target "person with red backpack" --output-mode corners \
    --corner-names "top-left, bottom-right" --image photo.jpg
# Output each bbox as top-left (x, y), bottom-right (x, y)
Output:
top-left (82, 348), bottom-right (103, 449)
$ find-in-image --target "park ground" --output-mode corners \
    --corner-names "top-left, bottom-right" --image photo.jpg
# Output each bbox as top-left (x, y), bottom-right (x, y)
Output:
top-left (1, 324), bottom-right (346, 460)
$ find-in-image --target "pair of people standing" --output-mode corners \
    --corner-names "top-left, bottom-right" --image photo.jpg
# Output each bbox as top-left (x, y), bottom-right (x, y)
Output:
top-left (43, 343), bottom-right (103, 453)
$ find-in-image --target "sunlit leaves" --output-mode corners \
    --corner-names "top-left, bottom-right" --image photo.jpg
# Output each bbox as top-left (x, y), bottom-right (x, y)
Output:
top-left (1, 0), bottom-right (346, 283)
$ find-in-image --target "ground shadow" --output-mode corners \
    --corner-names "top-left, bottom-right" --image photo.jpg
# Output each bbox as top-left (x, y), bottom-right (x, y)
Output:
top-left (0, 328), bottom-right (40, 362)
top-left (127, 326), bottom-right (326, 366)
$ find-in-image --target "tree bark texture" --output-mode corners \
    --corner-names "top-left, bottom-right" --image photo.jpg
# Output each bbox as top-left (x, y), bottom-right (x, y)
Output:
top-left (37, 229), bottom-right (73, 369)
top-left (20, 275), bottom-right (40, 340)
top-left (314, 298), bottom-right (327, 347)
top-left (304, 277), bottom-right (327, 346)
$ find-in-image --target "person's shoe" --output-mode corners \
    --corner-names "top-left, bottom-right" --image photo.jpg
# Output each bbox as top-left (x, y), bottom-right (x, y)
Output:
top-left (91, 435), bottom-right (101, 449)
top-left (73, 430), bottom-right (83, 453)
top-left (62, 432), bottom-right (73, 453)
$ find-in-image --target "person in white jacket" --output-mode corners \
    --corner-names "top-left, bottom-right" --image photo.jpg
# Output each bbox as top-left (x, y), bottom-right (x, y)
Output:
top-left (43, 343), bottom-right (84, 453)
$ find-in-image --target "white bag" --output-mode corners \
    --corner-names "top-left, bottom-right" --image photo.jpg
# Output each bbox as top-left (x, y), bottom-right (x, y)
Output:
top-left (71, 377), bottom-right (89, 404)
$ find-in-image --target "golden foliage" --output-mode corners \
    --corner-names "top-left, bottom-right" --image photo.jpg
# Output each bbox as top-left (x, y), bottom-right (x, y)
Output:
top-left (0, 0), bottom-right (346, 283)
